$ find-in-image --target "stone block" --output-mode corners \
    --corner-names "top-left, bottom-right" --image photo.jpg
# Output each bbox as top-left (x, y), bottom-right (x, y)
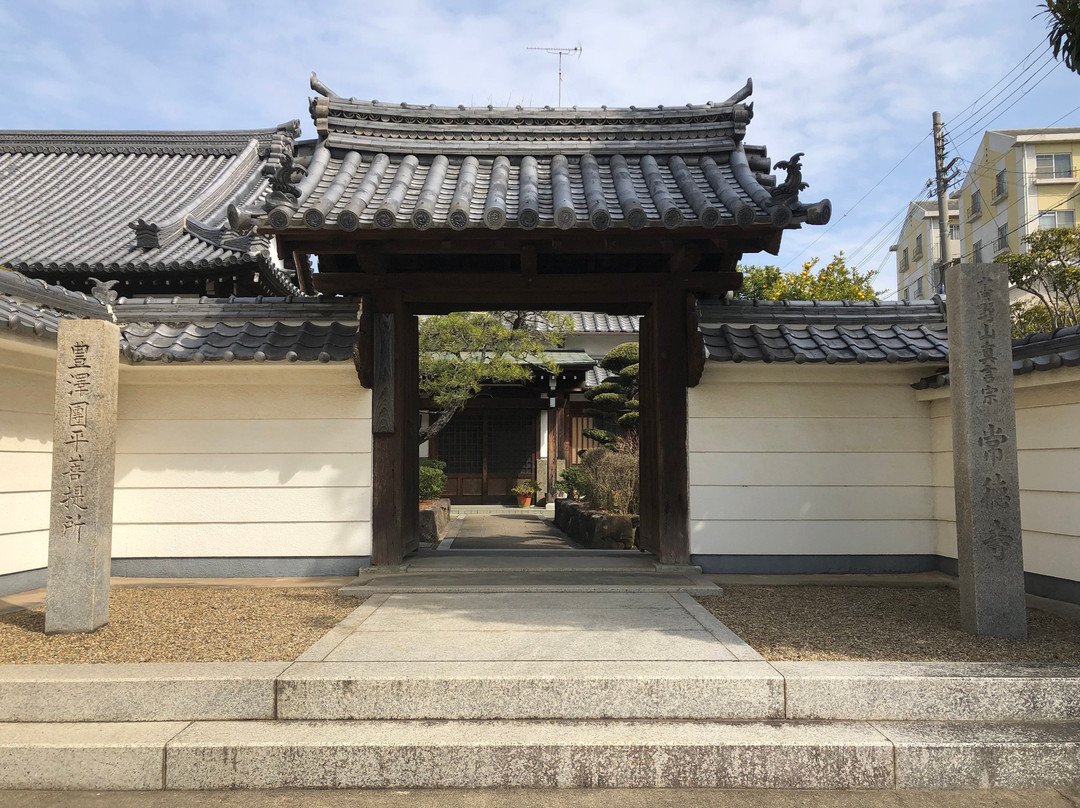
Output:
top-left (0, 662), bottom-right (286, 722)
top-left (877, 720), bottom-right (1080, 789)
top-left (165, 719), bottom-right (893, 789)
top-left (418, 498), bottom-right (451, 544)
top-left (945, 263), bottom-right (1026, 638)
top-left (45, 318), bottom-right (120, 634)
top-left (276, 660), bottom-right (784, 720)
top-left (778, 662), bottom-right (1080, 721)
top-left (0, 721), bottom-right (186, 790)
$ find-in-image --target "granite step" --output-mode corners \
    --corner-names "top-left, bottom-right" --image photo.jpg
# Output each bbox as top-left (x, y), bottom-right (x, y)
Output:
top-left (275, 661), bottom-right (784, 720)
top-left (4, 718), bottom-right (1078, 791)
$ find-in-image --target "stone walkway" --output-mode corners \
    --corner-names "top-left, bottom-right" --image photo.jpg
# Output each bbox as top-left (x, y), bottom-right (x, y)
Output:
top-left (444, 510), bottom-right (574, 551)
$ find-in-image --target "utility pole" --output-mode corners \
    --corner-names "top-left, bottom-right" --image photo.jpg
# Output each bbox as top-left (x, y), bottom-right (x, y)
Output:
top-left (933, 111), bottom-right (957, 288)
top-left (526, 45), bottom-right (582, 108)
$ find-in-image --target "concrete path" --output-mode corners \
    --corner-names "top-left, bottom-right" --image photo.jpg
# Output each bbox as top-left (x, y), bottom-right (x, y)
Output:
top-left (303, 590), bottom-right (760, 663)
top-left (447, 511), bottom-right (575, 550)
top-left (4, 789), bottom-right (1076, 807)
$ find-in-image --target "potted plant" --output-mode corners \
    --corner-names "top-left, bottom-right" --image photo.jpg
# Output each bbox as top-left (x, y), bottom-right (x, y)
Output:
top-left (511, 480), bottom-right (541, 508)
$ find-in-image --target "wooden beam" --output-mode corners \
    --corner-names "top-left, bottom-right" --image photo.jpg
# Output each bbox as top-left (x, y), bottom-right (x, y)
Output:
top-left (652, 290), bottom-right (691, 565)
top-left (369, 292), bottom-right (419, 566)
top-left (312, 271), bottom-right (743, 303)
top-left (687, 293), bottom-right (706, 388)
top-left (637, 310), bottom-right (659, 558)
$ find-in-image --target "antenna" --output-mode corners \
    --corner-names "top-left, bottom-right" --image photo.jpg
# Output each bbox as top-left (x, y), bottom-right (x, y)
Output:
top-left (526, 44), bottom-right (582, 108)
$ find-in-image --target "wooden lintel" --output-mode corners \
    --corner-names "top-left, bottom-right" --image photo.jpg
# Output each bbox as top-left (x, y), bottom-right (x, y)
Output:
top-left (667, 243), bottom-right (704, 274)
top-left (272, 226), bottom-right (782, 258)
top-left (520, 245), bottom-right (538, 277)
top-left (312, 271), bottom-right (743, 302)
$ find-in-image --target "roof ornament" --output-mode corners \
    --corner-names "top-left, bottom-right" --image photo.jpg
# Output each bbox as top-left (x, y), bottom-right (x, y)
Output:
top-left (128, 219), bottom-right (161, 249)
top-left (770, 153), bottom-right (809, 209)
top-left (88, 277), bottom-right (120, 323)
top-left (766, 152), bottom-right (832, 226)
top-left (309, 72), bottom-right (338, 98)
top-left (263, 143), bottom-right (306, 209)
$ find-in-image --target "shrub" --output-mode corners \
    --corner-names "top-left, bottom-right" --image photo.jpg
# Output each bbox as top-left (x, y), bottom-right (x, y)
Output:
top-left (419, 459), bottom-right (448, 501)
top-left (578, 445), bottom-right (639, 515)
top-left (556, 465), bottom-right (588, 499)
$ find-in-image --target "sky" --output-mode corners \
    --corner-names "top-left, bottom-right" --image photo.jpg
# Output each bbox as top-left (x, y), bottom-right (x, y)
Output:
top-left (1, 0), bottom-right (1078, 298)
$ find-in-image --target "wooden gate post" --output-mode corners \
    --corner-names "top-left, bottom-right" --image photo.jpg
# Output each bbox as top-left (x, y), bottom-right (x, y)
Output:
top-left (370, 293), bottom-right (419, 566)
top-left (638, 292), bottom-right (691, 564)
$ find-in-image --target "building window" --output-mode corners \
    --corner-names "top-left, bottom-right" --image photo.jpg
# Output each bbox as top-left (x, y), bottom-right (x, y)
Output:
top-left (903, 286), bottom-right (911, 302)
top-left (1036, 153), bottom-right (1073, 180)
top-left (996, 224), bottom-right (1009, 253)
top-left (901, 247), bottom-right (909, 273)
top-left (949, 223), bottom-right (961, 240)
top-left (1039, 209), bottom-right (1076, 229)
top-left (969, 189), bottom-right (981, 217)
top-left (915, 276), bottom-right (924, 299)
top-left (994, 169), bottom-right (1007, 199)
top-left (914, 233), bottom-right (923, 259)
top-left (973, 240), bottom-right (983, 263)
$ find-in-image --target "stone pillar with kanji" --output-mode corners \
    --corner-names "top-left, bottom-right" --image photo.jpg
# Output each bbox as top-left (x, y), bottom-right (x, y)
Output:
top-left (945, 263), bottom-right (1026, 638)
top-left (45, 319), bottom-right (120, 634)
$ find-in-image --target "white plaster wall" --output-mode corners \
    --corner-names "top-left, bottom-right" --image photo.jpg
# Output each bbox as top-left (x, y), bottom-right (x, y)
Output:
top-left (0, 345), bottom-right (55, 577)
top-left (113, 363), bottom-right (372, 560)
top-left (688, 363), bottom-right (936, 559)
top-left (926, 371), bottom-right (1080, 583)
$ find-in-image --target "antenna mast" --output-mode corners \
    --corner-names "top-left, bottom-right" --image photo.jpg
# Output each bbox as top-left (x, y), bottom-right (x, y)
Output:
top-left (526, 44), bottom-right (582, 108)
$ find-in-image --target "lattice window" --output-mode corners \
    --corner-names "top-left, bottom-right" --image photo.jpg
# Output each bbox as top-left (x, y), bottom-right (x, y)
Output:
top-left (439, 412), bottom-right (483, 473)
top-left (487, 411), bottom-right (535, 475)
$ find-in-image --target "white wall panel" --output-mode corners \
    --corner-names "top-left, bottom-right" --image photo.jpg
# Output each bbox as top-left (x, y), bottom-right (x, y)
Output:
top-left (111, 521), bottom-right (371, 558)
top-left (690, 519), bottom-right (937, 556)
top-left (113, 364), bottom-right (374, 564)
top-left (687, 363), bottom-right (936, 562)
top-left (0, 530), bottom-right (49, 576)
top-left (0, 360), bottom-right (53, 581)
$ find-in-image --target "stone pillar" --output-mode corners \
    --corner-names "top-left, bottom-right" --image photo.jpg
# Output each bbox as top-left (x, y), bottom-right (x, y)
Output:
top-left (945, 263), bottom-right (1026, 638)
top-left (45, 319), bottom-right (120, 634)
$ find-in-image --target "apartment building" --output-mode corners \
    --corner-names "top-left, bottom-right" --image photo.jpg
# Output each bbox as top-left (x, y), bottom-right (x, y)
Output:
top-left (890, 198), bottom-right (960, 301)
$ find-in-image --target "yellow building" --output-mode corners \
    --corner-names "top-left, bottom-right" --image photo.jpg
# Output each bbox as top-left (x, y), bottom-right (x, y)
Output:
top-left (891, 198), bottom-right (960, 301)
top-left (959, 128), bottom-right (1079, 266)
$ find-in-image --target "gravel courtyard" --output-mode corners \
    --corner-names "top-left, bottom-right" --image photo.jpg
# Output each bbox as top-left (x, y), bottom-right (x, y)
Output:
top-left (0, 587), bottom-right (359, 664)
top-left (696, 585), bottom-right (1080, 663)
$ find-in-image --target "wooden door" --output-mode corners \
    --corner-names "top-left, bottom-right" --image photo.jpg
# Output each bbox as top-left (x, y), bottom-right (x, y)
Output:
top-left (438, 410), bottom-right (537, 504)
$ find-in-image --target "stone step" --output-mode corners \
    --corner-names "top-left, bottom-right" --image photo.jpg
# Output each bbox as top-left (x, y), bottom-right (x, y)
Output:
top-left (276, 661), bottom-right (784, 720)
top-left (4, 718), bottom-right (1077, 790)
top-left (0, 662), bottom-right (285, 723)
top-left (4, 661), bottom-right (1078, 724)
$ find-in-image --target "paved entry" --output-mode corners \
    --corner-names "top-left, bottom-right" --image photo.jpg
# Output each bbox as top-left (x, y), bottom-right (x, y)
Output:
top-left (446, 512), bottom-right (575, 551)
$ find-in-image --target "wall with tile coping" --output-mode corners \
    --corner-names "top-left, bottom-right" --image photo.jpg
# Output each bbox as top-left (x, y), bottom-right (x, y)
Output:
top-left (688, 362), bottom-right (938, 569)
top-left (111, 362), bottom-right (372, 568)
top-left (922, 368), bottom-right (1080, 587)
top-left (0, 344), bottom-right (55, 583)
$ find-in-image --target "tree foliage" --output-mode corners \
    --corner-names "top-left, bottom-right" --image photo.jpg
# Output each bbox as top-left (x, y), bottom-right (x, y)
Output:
top-left (736, 252), bottom-right (883, 301)
top-left (995, 226), bottom-right (1080, 336)
top-left (418, 310), bottom-right (570, 443)
top-left (582, 341), bottom-right (639, 448)
top-left (1042, 0), bottom-right (1080, 74)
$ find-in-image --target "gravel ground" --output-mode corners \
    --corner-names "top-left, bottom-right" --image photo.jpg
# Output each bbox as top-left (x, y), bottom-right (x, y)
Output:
top-left (0, 587), bottom-right (360, 664)
top-left (696, 586), bottom-right (1080, 663)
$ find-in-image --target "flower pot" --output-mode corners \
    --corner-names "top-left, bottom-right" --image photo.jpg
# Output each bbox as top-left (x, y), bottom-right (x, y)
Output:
top-left (516, 494), bottom-right (533, 508)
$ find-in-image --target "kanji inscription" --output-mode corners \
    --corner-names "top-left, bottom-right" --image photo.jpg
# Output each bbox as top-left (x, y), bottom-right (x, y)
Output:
top-left (45, 319), bottom-right (120, 634)
top-left (944, 263), bottom-right (1026, 639)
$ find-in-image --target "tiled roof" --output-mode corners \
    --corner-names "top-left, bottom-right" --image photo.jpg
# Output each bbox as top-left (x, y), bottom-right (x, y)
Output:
top-left (251, 75), bottom-right (831, 234)
top-left (702, 323), bottom-right (949, 364)
top-left (567, 312), bottom-right (641, 333)
top-left (697, 297), bottom-right (946, 326)
top-left (122, 321), bottom-right (357, 364)
top-left (0, 124), bottom-right (302, 295)
top-left (0, 295), bottom-right (69, 341)
top-left (914, 324), bottom-right (1080, 389)
top-left (0, 268), bottom-right (109, 319)
top-left (585, 367), bottom-right (617, 389)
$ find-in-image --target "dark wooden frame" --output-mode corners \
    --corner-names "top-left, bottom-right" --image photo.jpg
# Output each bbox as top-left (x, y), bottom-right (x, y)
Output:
top-left (272, 226), bottom-right (754, 566)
